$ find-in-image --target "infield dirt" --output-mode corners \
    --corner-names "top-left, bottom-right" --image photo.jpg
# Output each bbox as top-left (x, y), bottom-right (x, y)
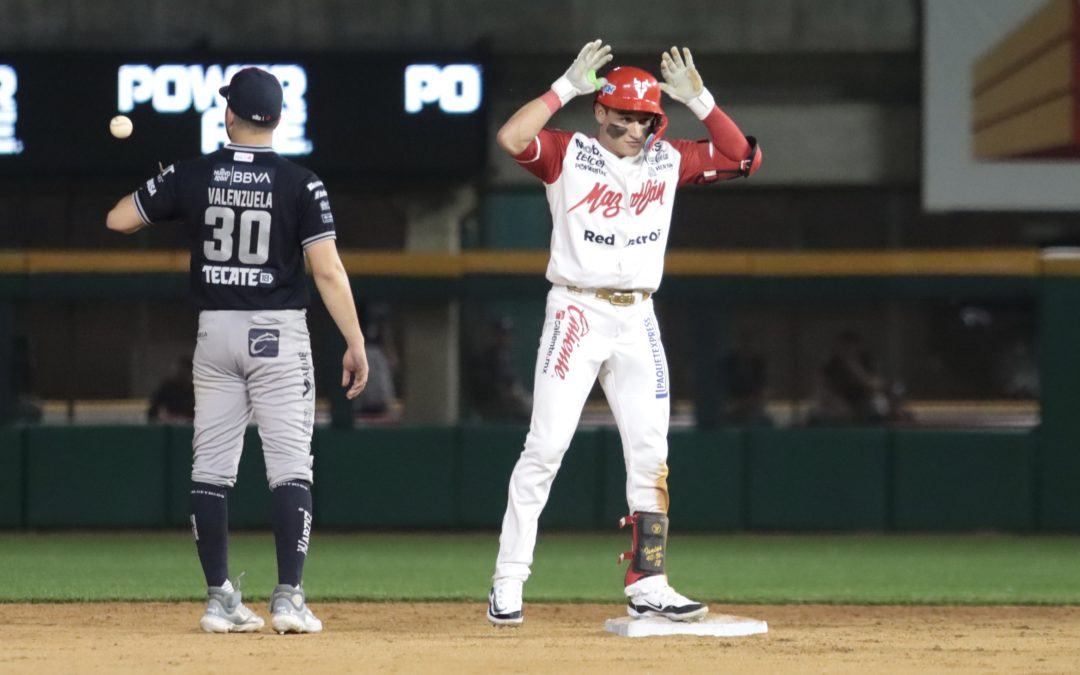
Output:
top-left (3, 603), bottom-right (1079, 673)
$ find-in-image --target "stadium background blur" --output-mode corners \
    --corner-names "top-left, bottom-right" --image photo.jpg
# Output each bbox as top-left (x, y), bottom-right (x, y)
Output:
top-left (3, 0), bottom-right (1080, 533)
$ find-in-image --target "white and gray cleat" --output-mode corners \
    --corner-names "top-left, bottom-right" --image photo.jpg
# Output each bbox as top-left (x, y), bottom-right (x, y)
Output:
top-left (487, 578), bottom-right (524, 627)
top-left (270, 584), bottom-right (323, 634)
top-left (625, 575), bottom-right (709, 622)
top-left (199, 586), bottom-right (265, 633)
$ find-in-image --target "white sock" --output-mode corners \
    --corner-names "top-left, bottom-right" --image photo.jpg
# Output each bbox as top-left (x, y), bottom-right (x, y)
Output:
top-left (220, 579), bottom-right (235, 593)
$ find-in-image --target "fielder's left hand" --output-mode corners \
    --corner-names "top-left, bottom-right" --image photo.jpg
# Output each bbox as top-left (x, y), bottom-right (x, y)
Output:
top-left (658, 46), bottom-right (704, 104)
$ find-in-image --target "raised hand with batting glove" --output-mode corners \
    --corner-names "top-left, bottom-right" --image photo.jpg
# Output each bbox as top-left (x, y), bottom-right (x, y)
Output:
top-left (550, 39), bottom-right (613, 105)
top-left (660, 45), bottom-right (762, 170)
top-left (495, 39), bottom-right (613, 157)
top-left (659, 46), bottom-right (713, 117)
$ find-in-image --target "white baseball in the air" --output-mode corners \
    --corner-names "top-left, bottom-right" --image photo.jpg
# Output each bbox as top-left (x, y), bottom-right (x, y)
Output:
top-left (109, 115), bottom-right (133, 139)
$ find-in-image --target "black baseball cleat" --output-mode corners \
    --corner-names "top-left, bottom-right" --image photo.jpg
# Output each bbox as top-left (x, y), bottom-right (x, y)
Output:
top-left (487, 580), bottom-right (524, 627)
top-left (625, 575), bottom-right (709, 622)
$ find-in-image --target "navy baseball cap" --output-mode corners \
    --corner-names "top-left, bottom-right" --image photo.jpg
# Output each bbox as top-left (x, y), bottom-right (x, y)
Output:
top-left (218, 67), bottom-right (282, 123)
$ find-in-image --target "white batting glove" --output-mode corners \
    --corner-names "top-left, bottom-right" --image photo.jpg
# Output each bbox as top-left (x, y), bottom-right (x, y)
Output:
top-left (659, 46), bottom-right (716, 119)
top-left (551, 39), bottom-right (613, 106)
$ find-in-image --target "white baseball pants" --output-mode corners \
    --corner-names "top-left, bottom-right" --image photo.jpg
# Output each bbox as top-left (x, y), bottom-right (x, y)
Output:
top-left (494, 285), bottom-right (671, 582)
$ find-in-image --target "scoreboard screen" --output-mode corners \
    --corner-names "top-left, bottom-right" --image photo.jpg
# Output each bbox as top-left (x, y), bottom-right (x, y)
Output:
top-left (0, 52), bottom-right (487, 180)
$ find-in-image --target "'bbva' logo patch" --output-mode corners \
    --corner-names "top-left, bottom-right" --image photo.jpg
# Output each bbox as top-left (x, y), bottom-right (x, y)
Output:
top-left (248, 328), bottom-right (280, 357)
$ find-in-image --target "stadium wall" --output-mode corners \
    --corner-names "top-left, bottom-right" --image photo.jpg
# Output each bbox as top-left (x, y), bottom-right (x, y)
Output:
top-left (3, 248), bottom-right (1078, 531)
top-left (0, 424), bottom-right (1045, 531)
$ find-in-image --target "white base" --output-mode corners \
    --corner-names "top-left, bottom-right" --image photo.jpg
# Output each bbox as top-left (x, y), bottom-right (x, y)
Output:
top-left (604, 614), bottom-right (768, 638)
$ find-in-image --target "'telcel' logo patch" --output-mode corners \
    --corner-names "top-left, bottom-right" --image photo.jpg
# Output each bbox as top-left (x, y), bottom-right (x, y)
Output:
top-left (248, 328), bottom-right (280, 357)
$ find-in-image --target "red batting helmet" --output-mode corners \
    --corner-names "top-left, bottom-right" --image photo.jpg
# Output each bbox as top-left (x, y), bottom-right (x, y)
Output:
top-left (597, 67), bottom-right (663, 113)
top-left (595, 66), bottom-right (668, 148)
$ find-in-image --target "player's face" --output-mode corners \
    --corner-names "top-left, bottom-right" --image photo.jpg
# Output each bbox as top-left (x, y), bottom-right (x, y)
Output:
top-left (595, 106), bottom-right (657, 157)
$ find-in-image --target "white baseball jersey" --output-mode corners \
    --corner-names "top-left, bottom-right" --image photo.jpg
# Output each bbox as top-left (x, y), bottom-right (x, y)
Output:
top-left (514, 130), bottom-right (727, 291)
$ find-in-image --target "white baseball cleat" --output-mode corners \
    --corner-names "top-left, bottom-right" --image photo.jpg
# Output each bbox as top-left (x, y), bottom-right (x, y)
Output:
top-left (487, 578), bottom-right (524, 627)
top-left (270, 584), bottom-right (323, 634)
top-left (625, 575), bottom-right (709, 622)
top-left (199, 586), bottom-right (265, 633)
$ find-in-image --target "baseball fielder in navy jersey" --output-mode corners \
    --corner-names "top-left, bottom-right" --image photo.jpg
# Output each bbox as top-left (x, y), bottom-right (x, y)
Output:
top-left (486, 42), bottom-right (761, 626)
top-left (107, 67), bottom-right (369, 634)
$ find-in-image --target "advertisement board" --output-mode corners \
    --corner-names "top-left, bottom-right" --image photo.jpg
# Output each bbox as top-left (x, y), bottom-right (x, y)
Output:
top-left (0, 52), bottom-right (487, 180)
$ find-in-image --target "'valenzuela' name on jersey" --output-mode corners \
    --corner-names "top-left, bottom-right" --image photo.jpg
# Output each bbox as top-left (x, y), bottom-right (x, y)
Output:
top-left (207, 187), bottom-right (273, 209)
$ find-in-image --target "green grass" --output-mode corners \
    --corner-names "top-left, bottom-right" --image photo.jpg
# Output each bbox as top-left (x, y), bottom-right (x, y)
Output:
top-left (3, 531), bottom-right (1080, 604)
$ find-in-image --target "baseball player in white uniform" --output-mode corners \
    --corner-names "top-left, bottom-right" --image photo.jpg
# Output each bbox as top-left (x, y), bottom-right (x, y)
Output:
top-left (487, 41), bottom-right (761, 626)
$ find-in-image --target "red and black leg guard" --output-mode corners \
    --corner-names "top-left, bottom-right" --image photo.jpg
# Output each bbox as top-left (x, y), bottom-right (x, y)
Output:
top-left (617, 511), bottom-right (668, 586)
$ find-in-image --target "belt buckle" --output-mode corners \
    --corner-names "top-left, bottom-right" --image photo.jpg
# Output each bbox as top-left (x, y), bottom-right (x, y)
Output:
top-left (608, 291), bottom-right (636, 306)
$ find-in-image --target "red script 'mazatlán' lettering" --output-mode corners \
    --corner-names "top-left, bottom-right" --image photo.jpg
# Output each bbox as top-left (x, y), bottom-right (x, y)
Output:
top-left (568, 180), bottom-right (665, 218)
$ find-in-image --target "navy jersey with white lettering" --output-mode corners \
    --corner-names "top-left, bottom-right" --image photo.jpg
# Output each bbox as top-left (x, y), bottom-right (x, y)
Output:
top-left (132, 143), bottom-right (336, 310)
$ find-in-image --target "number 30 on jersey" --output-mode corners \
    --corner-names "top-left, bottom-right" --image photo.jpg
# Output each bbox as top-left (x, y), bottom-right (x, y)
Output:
top-left (204, 206), bottom-right (271, 265)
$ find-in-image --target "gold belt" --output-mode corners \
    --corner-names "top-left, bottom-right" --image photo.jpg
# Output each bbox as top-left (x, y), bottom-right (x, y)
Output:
top-left (566, 285), bottom-right (652, 306)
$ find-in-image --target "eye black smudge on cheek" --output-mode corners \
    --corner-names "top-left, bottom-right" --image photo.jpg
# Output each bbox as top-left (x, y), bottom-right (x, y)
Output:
top-left (606, 124), bottom-right (628, 139)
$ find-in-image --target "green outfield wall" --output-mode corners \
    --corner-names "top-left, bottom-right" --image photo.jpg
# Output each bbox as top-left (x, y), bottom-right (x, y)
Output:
top-left (3, 248), bottom-right (1080, 531)
top-left (0, 424), bottom-right (1044, 531)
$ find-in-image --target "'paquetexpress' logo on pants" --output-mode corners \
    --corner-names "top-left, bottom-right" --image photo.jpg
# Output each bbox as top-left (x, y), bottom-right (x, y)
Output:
top-left (643, 316), bottom-right (668, 399)
top-left (248, 328), bottom-right (280, 357)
